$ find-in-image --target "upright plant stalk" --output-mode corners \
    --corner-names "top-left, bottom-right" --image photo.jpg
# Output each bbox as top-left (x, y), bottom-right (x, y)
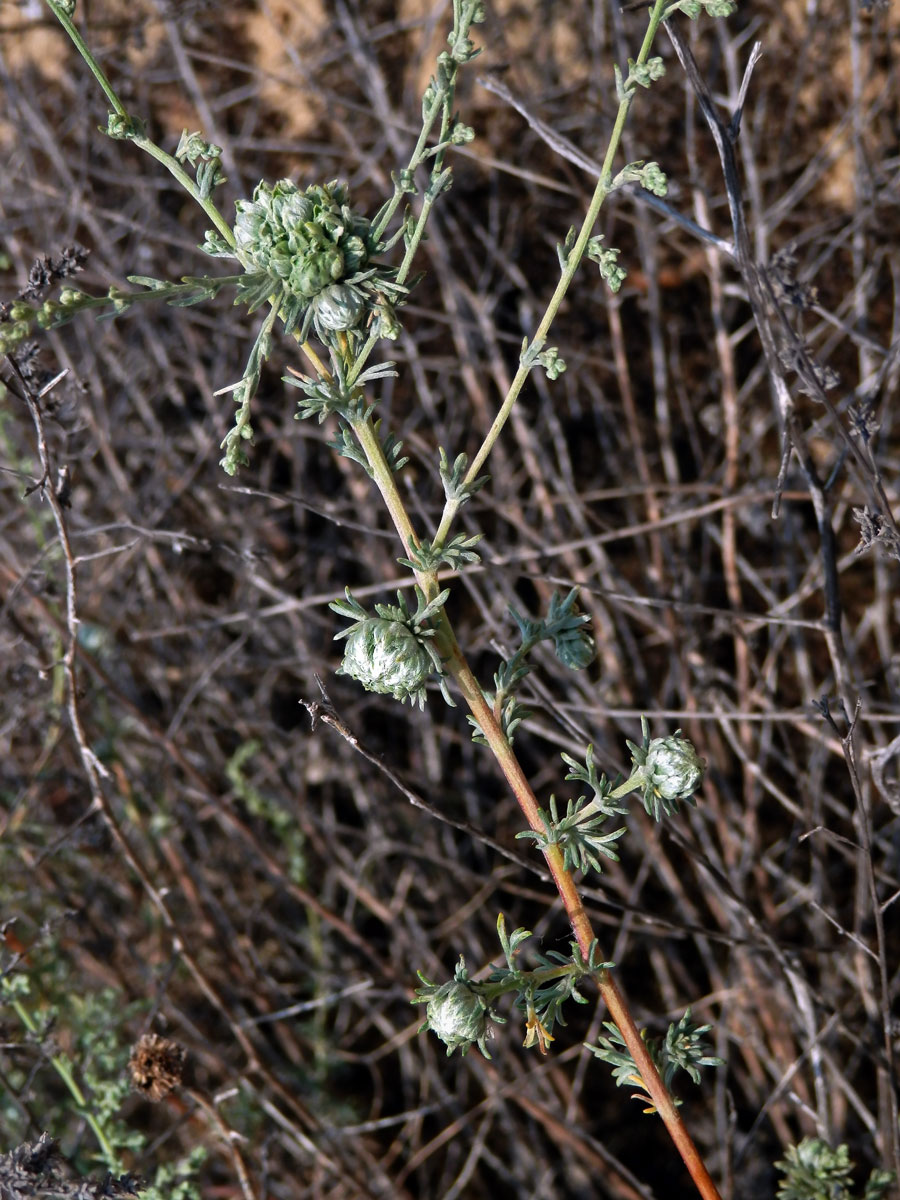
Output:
top-left (7, 993), bottom-right (120, 1170)
top-left (353, 488), bottom-right (722, 1199)
top-left (38, 2), bottom-right (724, 1195)
top-left (434, 0), bottom-right (671, 547)
top-left (333, 2), bottom-right (723, 1187)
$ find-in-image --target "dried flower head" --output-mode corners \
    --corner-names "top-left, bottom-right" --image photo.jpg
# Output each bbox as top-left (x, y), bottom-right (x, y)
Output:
top-left (128, 1033), bottom-right (187, 1101)
top-left (0, 1134), bottom-right (142, 1199)
top-left (20, 244), bottom-right (88, 302)
top-left (853, 505), bottom-right (900, 561)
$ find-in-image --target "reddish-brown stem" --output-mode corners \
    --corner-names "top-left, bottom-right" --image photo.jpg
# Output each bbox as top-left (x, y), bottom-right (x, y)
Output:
top-left (352, 412), bottom-right (722, 1199)
top-left (444, 638), bottom-right (723, 1200)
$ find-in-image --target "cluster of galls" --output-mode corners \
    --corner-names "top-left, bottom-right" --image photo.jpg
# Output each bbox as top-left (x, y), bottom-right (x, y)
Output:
top-left (230, 179), bottom-right (399, 341)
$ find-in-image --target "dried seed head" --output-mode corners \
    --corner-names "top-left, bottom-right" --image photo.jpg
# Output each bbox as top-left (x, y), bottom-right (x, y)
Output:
top-left (128, 1033), bottom-right (186, 1101)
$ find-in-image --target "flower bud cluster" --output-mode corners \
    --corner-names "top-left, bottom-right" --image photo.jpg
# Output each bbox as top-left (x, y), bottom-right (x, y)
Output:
top-left (552, 623), bottom-right (595, 670)
top-left (424, 977), bottom-right (490, 1054)
top-left (233, 179), bottom-right (375, 328)
top-left (0, 289), bottom-right (87, 354)
top-left (643, 735), bottom-right (705, 802)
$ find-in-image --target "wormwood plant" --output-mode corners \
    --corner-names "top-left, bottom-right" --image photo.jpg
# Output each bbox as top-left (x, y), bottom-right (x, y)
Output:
top-left (3, 1), bottom-right (748, 1196)
top-left (0, 966), bottom-right (206, 1199)
top-left (775, 1138), bottom-right (894, 1200)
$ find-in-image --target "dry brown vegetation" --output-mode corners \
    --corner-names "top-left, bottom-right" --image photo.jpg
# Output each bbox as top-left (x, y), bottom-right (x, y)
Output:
top-left (1, 2), bottom-right (899, 1198)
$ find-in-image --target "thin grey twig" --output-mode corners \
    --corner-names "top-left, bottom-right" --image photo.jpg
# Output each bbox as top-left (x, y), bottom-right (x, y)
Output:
top-left (303, 674), bottom-right (541, 877)
top-left (816, 698), bottom-right (900, 1178)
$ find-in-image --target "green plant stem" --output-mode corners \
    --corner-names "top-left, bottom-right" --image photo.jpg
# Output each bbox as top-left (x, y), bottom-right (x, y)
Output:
top-left (573, 773), bottom-right (645, 823)
top-left (369, 4), bottom-right (462, 248)
top-left (11, 997), bottom-right (120, 1170)
top-left (351, 417), bottom-right (420, 560)
top-left (344, 173), bottom-right (442, 391)
top-left (44, 0), bottom-right (124, 117)
top-left (480, 963), bottom-right (577, 1005)
top-left (348, 73), bottom-right (456, 391)
top-left (129, 137), bottom-right (235, 245)
top-left (433, 0), bottom-right (670, 550)
top-left (394, 81), bottom-right (455, 289)
top-left (372, 94), bottom-right (447, 247)
top-left (44, 0), bottom-right (235, 248)
top-left (396, 189), bottom-right (438, 287)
